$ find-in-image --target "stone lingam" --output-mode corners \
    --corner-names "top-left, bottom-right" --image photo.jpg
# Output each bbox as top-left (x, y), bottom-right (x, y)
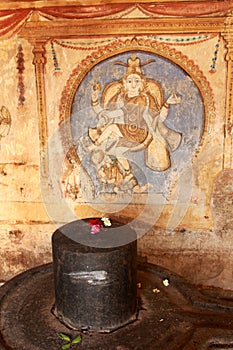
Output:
top-left (51, 218), bottom-right (138, 332)
top-left (1, 219), bottom-right (233, 350)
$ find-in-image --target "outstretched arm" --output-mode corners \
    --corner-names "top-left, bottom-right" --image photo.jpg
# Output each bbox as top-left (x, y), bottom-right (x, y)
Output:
top-left (159, 93), bottom-right (181, 122)
top-left (91, 87), bottom-right (124, 125)
top-left (91, 89), bottom-right (103, 115)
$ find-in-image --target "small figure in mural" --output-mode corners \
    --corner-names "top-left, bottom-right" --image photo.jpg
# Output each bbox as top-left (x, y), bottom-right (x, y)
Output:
top-left (90, 148), bottom-right (148, 194)
top-left (0, 106), bottom-right (11, 148)
top-left (88, 54), bottom-right (182, 194)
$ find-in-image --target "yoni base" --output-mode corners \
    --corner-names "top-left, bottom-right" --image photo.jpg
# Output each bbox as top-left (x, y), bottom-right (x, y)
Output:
top-left (1, 263), bottom-right (233, 349)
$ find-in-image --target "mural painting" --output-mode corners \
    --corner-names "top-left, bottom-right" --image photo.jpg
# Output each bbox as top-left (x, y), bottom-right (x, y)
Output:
top-left (62, 50), bottom-right (204, 203)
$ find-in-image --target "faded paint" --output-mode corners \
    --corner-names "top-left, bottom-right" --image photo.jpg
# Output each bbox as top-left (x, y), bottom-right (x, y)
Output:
top-left (0, 6), bottom-right (232, 291)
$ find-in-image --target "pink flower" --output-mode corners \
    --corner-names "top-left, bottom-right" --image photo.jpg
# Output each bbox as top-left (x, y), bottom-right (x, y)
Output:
top-left (89, 218), bottom-right (103, 234)
top-left (90, 224), bottom-right (102, 234)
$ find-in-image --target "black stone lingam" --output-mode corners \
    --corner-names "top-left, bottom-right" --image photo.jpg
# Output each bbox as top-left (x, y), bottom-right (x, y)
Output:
top-left (52, 218), bottom-right (138, 332)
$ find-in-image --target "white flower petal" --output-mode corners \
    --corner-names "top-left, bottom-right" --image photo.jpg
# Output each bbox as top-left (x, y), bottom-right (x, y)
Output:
top-left (163, 278), bottom-right (170, 287)
top-left (101, 217), bottom-right (111, 226)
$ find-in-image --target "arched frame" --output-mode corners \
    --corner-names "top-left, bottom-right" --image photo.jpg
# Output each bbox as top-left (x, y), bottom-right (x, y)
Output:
top-left (59, 37), bottom-right (215, 169)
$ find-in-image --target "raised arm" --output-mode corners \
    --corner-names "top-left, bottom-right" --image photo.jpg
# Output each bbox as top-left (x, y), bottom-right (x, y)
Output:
top-left (159, 93), bottom-right (181, 122)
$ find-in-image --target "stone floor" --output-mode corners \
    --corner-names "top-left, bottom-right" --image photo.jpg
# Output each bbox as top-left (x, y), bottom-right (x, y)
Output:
top-left (1, 262), bottom-right (233, 349)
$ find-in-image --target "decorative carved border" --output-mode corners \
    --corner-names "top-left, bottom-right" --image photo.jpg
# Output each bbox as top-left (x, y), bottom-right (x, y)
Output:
top-left (59, 37), bottom-right (215, 165)
top-left (19, 17), bottom-right (225, 40)
top-left (221, 15), bottom-right (233, 168)
top-left (30, 39), bottom-right (48, 177)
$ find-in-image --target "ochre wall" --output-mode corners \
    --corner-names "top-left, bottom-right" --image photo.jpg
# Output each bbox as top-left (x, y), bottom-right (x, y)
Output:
top-left (0, 5), bottom-right (233, 290)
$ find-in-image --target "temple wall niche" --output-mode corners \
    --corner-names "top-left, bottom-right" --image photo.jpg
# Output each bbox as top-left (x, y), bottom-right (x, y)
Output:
top-left (0, 4), bottom-right (232, 290)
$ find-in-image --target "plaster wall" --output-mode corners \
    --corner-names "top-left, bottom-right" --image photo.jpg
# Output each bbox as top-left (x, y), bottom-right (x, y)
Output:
top-left (0, 20), bottom-right (232, 289)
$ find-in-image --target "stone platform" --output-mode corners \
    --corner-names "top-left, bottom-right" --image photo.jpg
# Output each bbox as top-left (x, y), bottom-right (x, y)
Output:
top-left (1, 262), bottom-right (233, 349)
